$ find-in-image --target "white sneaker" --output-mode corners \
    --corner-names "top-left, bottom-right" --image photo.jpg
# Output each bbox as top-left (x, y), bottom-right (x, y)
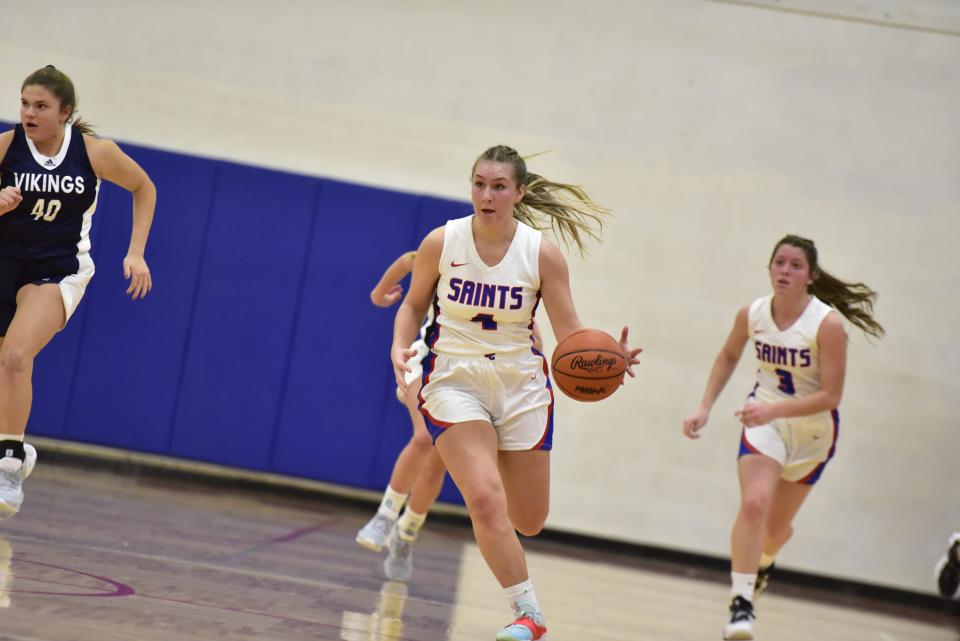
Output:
top-left (356, 513), bottom-right (395, 552)
top-left (495, 610), bottom-right (547, 641)
top-left (383, 526), bottom-right (414, 582)
top-left (0, 443), bottom-right (36, 520)
top-left (723, 595), bottom-right (755, 640)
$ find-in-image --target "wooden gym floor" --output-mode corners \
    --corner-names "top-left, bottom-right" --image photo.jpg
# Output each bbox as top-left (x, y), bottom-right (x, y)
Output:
top-left (0, 454), bottom-right (956, 641)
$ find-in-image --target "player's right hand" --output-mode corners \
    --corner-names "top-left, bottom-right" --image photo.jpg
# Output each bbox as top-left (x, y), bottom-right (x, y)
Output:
top-left (391, 344), bottom-right (418, 392)
top-left (0, 186), bottom-right (22, 216)
top-left (682, 407), bottom-right (710, 439)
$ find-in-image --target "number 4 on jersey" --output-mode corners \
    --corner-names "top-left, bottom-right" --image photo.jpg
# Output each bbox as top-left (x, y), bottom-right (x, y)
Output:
top-left (31, 198), bottom-right (62, 222)
top-left (470, 313), bottom-right (498, 331)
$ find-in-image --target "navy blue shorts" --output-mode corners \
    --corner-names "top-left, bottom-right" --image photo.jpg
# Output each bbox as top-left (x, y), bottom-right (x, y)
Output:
top-left (0, 255), bottom-right (78, 336)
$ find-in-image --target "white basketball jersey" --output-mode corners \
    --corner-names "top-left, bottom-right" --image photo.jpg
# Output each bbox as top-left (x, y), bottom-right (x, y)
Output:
top-left (431, 215), bottom-right (541, 357)
top-left (748, 295), bottom-right (836, 403)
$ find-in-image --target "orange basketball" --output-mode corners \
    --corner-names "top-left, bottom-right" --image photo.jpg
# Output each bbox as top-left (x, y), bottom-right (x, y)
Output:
top-left (551, 328), bottom-right (626, 402)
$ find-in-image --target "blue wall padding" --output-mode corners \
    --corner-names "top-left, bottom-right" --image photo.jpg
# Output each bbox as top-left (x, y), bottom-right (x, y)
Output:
top-left (168, 163), bottom-right (318, 468)
top-left (65, 150), bottom-right (218, 453)
top-left (270, 181), bottom-right (423, 484)
top-left (9, 120), bottom-right (471, 503)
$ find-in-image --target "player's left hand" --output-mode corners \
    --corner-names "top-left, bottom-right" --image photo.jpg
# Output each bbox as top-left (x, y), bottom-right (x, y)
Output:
top-left (735, 402), bottom-right (777, 427)
top-left (619, 326), bottom-right (643, 379)
top-left (123, 254), bottom-right (153, 300)
top-left (372, 283), bottom-right (404, 307)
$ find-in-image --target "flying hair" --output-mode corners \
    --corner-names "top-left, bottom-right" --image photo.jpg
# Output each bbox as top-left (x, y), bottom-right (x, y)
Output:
top-left (771, 234), bottom-right (884, 339)
top-left (473, 145), bottom-right (609, 255)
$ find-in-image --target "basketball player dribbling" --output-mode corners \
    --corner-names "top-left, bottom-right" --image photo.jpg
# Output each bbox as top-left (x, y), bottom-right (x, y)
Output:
top-left (392, 145), bottom-right (641, 641)
top-left (357, 250), bottom-right (547, 583)
top-left (0, 66), bottom-right (156, 518)
top-left (682, 235), bottom-right (884, 640)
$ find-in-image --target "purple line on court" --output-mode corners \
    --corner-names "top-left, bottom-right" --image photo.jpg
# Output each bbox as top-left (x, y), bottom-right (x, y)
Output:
top-left (269, 524), bottom-right (329, 544)
top-left (9, 559), bottom-right (135, 597)
top-left (223, 518), bottom-right (340, 561)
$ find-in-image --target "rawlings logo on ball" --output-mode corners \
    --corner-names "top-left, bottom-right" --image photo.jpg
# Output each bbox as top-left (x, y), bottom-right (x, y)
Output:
top-left (570, 355), bottom-right (619, 373)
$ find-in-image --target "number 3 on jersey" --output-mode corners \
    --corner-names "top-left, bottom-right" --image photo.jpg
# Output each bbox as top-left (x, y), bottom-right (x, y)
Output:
top-left (774, 368), bottom-right (796, 395)
top-left (31, 198), bottom-right (62, 222)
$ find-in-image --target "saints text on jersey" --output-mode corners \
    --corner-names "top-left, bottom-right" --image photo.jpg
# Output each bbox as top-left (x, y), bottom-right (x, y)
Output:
top-left (754, 340), bottom-right (812, 368)
top-left (447, 277), bottom-right (523, 310)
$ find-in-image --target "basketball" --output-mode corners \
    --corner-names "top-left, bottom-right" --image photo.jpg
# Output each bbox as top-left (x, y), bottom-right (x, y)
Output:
top-left (551, 328), bottom-right (626, 402)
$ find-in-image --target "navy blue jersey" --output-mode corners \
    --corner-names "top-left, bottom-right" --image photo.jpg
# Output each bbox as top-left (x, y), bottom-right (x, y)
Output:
top-left (0, 124), bottom-right (99, 259)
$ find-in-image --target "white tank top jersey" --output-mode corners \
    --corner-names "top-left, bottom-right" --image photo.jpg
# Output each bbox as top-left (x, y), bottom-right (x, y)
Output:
top-left (430, 215), bottom-right (541, 358)
top-left (748, 295), bottom-right (837, 404)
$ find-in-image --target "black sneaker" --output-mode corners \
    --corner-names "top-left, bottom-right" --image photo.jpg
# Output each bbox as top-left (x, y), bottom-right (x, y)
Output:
top-left (935, 533), bottom-right (960, 598)
top-left (723, 595), bottom-right (755, 640)
top-left (754, 562), bottom-right (775, 599)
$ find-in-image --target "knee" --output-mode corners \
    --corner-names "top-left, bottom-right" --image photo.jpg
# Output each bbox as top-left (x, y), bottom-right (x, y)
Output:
top-left (508, 496), bottom-right (549, 536)
top-left (739, 493), bottom-right (772, 525)
top-left (466, 486), bottom-right (509, 529)
top-left (513, 511), bottom-right (548, 537)
top-left (409, 431), bottom-right (433, 453)
top-left (0, 346), bottom-right (30, 376)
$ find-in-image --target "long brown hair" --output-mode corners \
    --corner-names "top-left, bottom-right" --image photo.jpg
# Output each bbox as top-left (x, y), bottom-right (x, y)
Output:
top-left (771, 234), bottom-right (885, 339)
top-left (472, 145), bottom-right (609, 255)
top-left (21, 65), bottom-right (95, 135)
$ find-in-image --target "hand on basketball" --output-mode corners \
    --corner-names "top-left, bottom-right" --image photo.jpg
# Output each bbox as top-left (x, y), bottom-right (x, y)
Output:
top-left (123, 254), bottom-right (153, 300)
top-left (735, 402), bottom-right (776, 427)
top-left (391, 344), bottom-right (418, 392)
top-left (0, 186), bottom-right (22, 216)
top-left (682, 407), bottom-right (710, 439)
top-left (372, 284), bottom-right (404, 307)
top-left (619, 326), bottom-right (643, 379)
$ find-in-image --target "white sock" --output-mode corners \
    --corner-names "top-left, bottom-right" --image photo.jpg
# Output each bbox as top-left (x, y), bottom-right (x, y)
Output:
top-left (504, 579), bottom-right (543, 619)
top-left (759, 553), bottom-right (775, 569)
top-left (396, 508), bottom-right (427, 541)
top-left (0, 433), bottom-right (24, 444)
top-left (731, 572), bottom-right (756, 602)
top-left (377, 485), bottom-right (408, 520)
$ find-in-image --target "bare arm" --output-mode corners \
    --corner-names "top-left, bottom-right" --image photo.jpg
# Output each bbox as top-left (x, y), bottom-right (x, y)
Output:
top-left (86, 136), bottom-right (156, 299)
top-left (539, 237), bottom-right (641, 376)
top-left (682, 306), bottom-right (750, 439)
top-left (371, 250), bottom-right (416, 307)
top-left (538, 238), bottom-right (583, 344)
top-left (0, 131), bottom-right (22, 216)
top-left (392, 229), bottom-right (442, 390)
top-left (0, 130), bottom-right (13, 164)
top-left (737, 313), bottom-right (846, 426)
